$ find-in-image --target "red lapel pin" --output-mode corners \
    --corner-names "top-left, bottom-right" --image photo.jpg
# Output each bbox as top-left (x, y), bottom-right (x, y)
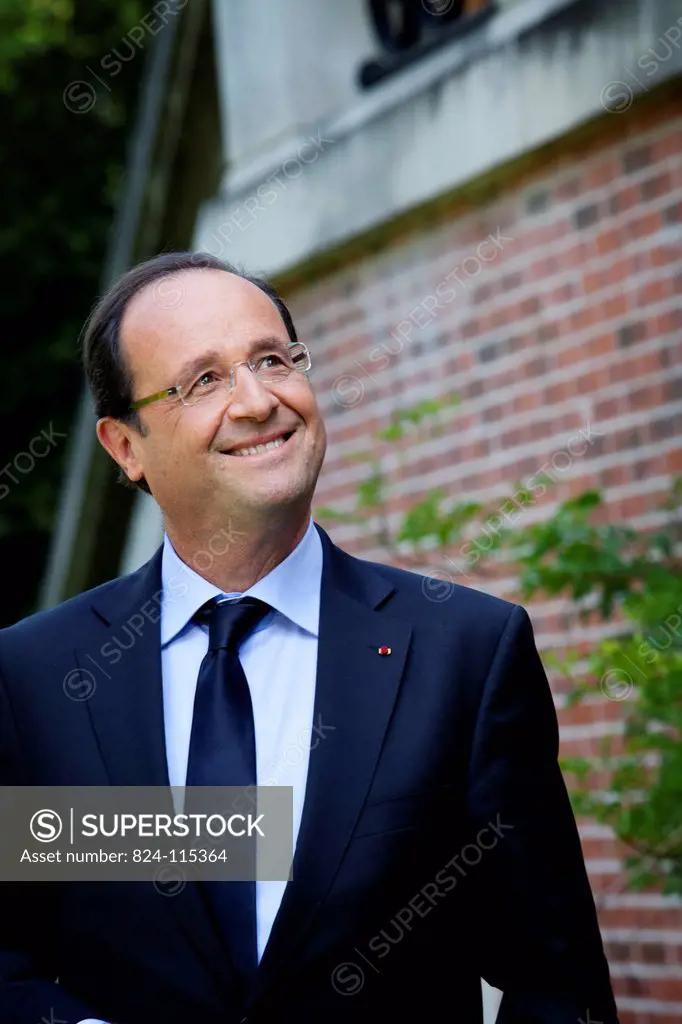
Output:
top-left (377, 645), bottom-right (391, 656)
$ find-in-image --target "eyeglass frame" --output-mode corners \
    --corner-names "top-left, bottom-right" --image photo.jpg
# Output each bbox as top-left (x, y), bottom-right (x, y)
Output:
top-left (129, 340), bottom-right (312, 411)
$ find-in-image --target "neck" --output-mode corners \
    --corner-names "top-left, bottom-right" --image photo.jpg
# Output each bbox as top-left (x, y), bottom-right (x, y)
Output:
top-left (164, 506), bottom-right (311, 593)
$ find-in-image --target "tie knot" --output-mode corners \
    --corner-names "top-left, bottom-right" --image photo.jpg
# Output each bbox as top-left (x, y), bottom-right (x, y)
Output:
top-left (194, 596), bottom-right (271, 652)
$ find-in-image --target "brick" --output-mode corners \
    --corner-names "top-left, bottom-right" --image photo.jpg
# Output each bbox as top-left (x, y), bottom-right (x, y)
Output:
top-left (472, 282), bottom-right (493, 302)
top-left (588, 333), bottom-right (614, 357)
top-left (545, 381), bottom-right (573, 403)
top-left (608, 185), bottom-right (640, 215)
top-left (584, 157), bottom-right (620, 190)
top-left (550, 282), bottom-right (578, 303)
top-left (518, 297), bottom-right (540, 317)
top-left (595, 397), bottom-right (619, 419)
top-left (556, 344), bottom-right (582, 368)
top-left (666, 377), bottom-right (682, 402)
top-left (489, 306), bottom-right (511, 330)
top-left (650, 128), bottom-right (682, 161)
top-left (657, 309), bottom-right (682, 335)
top-left (650, 244), bottom-right (682, 268)
top-left (664, 201), bottom-right (682, 224)
top-left (650, 416), bottom-right (675, 444)
top-left (641, 942), bottom-right (667, 963)
top-left (635, 278), bottom-right (671, 306)
top-left (622, 144), bottom-right (652, 173)
top-left (640, 171), bottom-right (673, 200)
top-left (513, 393), bottom-right (540, 413)
top-left (595, 228), bottom-right (622, 255)
top-left (574, 203), bottom-right (600, 229)
top-left (526, 190), bottom-right (549, 213)
top-left (501, 271), bottom-right (523, 292)
top-left (528, 254), bottom-right (560, 280)
top-left (618, 322), bottom-right (647, 348)
top-left (666, 449), bottom-right (682, 473)
top-left (625, 210), bottom-right (663, 240)
top-left (601, 465), bottom-right (627, 487)
top-left (479, 343), bottom-right (499, 363)
top-left (537, 322), bottom-right (559, 343)
top-left (603, 295), bottom-right (628, 318)
top-left (630, 383), bottom-right (661, 410)
top-left (583, 269), bottom-right (605, 293)
top-left (555, 176), bottom-right (580, 200)
top-left (653, 979), bottom-right (682, 999)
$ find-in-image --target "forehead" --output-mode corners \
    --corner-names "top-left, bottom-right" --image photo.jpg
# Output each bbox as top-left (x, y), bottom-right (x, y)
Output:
top-left (120, 269), bottom-right (289, 379)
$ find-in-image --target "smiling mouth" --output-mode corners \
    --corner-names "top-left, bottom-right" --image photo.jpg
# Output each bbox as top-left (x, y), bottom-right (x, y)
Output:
top-left (225, 430), bottom-right (295, 457)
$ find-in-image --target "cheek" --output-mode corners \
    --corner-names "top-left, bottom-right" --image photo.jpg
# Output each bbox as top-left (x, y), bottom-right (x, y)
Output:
top-left (144, 423), bottom-right (206, 476)
top-left (296, 386), bottom-right (323, 428)
top-left (170, 415), bottom-right (219, 455)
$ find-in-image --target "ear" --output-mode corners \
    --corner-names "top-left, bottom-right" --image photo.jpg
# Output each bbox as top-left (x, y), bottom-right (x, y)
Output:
top-left (96, 416), bottom-right (146, 484)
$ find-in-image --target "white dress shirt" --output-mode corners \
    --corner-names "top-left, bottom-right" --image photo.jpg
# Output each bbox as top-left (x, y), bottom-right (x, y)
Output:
top-left (78, 516), bottom-right (321, 1024)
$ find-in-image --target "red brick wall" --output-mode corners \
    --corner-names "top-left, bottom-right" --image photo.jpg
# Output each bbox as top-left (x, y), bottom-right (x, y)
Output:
top-left (286, 94), bottom-right (682, 1022)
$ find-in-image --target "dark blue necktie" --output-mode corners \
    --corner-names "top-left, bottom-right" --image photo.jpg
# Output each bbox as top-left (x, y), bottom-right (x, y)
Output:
top-left (185, 596), bottom-right (271, 989)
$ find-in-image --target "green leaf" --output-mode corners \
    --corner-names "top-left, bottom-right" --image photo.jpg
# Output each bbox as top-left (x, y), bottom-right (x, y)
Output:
top-left (357, 472), bottom-right (384, 509)
top-left (377, 423), bottom-right (404, 442)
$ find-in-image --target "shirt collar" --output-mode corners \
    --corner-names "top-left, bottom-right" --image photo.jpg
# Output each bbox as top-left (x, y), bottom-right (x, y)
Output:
top-left (160, 515), bottom-right (321, 646)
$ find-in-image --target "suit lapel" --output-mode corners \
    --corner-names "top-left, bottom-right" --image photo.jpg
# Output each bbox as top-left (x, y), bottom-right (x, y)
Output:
top-left (74, 548), bottom-right (237, 998)
top-left (251, 524), bottom-right (413, 1002)
top-left (74, 547), bottom-right (169, 789)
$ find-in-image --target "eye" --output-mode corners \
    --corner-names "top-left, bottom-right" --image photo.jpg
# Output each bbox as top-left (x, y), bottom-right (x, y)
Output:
top-left (187, 370), bottom-right (222, 396)
top-left (197, 371), bottom-right (220, 386)
top-left (258, 353), bottom-right (288, 370)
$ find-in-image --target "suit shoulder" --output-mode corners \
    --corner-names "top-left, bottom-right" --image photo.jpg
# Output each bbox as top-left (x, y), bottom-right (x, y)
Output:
top-left (0, 563), bottom-right (142, 644)
top-left (355, 551), bottom-right (520, 623)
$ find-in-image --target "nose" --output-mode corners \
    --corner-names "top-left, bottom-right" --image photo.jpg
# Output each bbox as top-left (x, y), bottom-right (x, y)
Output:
top-left (225, 362), bottom-right (279, 422)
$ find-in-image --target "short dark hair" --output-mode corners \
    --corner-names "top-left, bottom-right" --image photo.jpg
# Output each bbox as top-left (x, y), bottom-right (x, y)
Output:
top-left (81, 251), bottom-right (298, 495)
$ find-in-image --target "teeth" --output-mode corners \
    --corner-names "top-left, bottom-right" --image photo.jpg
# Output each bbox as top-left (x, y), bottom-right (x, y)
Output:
top-left (231, 435), bottom-right (287, 457)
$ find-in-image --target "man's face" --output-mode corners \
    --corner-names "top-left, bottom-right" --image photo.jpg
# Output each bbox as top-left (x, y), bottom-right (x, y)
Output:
top-left (111, 269), bottom-right (327, 527)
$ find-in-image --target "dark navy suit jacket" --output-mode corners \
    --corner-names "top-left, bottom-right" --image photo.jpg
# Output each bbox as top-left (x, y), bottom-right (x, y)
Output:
top-left (0, 523), bottom-right (618, 1023)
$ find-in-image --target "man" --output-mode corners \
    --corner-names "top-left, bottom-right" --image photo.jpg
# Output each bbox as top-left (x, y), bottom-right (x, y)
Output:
top-left (0, 252), bottom-right (619, 1023)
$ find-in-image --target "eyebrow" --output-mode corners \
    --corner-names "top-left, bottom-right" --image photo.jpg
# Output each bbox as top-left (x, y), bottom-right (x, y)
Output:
top-left (174, 336), bottom-right (290, 382)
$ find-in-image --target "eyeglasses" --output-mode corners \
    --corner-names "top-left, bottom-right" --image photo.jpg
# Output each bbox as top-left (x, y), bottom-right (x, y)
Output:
top-left (130, 341), bottom-right (312, 411)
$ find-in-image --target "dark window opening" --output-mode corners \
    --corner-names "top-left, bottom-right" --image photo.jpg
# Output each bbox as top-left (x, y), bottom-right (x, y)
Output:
top-left (359, 0), bottom-right (496, 89)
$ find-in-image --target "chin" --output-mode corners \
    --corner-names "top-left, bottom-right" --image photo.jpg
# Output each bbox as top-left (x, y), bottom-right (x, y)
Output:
top-left (240, 476), bottom-right (313, 514)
